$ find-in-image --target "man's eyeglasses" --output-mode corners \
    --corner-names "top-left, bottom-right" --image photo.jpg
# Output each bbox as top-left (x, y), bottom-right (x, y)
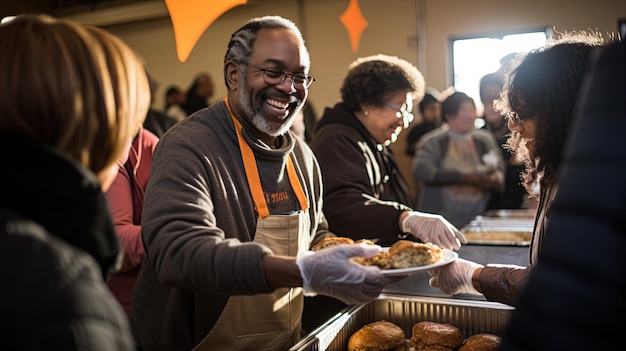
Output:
top-left (248, 64), bottom-right (315, 91)
top-left (384, 102), bottom-right (414, 128)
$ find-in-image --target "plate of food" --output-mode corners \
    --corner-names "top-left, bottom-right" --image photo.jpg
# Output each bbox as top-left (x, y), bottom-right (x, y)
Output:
top-left (350, 239), bottom-right (458, 276)
top-left (377, 249), bottom-right (458, 276)
top-left (310, 237), bottom-right (458, 277)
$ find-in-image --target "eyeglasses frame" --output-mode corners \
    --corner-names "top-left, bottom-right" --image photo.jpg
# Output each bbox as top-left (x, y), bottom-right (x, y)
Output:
top-left (248, 63), bottom-right (316, 91)
top-left (384, 101), bottom-right (415, 128)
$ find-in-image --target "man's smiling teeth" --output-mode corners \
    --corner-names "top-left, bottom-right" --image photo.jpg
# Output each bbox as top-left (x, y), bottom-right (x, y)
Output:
top-left (266, 98), bottom-right (288, 109)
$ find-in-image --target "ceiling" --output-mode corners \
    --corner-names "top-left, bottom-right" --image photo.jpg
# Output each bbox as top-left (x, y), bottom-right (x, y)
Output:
top-left (1, 0), bottom-right (150, 20)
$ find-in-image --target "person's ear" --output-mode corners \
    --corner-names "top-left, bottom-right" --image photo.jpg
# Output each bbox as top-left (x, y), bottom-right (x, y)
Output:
top-left (224, 61), bottom-right (240, 91)
top-left (359, 103), bottom-right (373, 116)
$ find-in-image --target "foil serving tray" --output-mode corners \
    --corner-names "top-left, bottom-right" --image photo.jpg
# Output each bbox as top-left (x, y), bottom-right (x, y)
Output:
top-left (461, 215), bottom-right (534, 246)
top-left (290, 294), bottom-right (513, 351)
top-left (482, 208), bottom-right (537, 219)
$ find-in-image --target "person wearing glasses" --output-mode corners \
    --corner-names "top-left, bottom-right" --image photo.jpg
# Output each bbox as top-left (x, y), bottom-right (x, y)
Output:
top-left (130, 16), bottom-right (401, 351)
top-left (427, 31), bottom-right (609, 308)
top-left (412, 91), bottom-right (505, 229)
top-left (305, 55), bottom-right (466, 331)
top-left (311, 54), bottom-right (465, 249)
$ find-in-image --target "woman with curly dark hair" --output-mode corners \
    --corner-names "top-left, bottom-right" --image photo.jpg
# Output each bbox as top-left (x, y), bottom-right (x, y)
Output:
top-left (428, 31), bottom-right (610, 307)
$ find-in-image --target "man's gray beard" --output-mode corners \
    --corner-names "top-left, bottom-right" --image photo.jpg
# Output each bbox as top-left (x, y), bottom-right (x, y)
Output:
top-left (238, 73), bottom-right (297, 137)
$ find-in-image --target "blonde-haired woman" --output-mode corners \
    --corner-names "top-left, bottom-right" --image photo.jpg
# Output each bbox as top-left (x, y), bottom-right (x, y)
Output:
top-left (0, 14), bottom-right (150, 350)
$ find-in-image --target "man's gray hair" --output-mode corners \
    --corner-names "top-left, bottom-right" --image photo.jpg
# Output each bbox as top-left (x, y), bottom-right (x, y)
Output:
top-left (223, 16), bottom-right (310, 88)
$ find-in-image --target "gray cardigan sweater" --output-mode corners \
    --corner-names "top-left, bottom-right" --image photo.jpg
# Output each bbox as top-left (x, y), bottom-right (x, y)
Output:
top-left (412, 127), bottom-right (505, 228)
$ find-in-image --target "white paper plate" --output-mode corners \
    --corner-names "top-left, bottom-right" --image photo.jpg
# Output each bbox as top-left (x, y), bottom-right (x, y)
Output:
top-left (380, 249), bottom-right (458, 276)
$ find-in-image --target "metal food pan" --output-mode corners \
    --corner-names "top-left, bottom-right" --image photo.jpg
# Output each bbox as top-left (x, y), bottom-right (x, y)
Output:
top-left (290, 294), bottom-right (514, 351)
top-left (482, 209), bottom-right (537, 219)
top-left (461, 217), bottom-right (533, 246)
top-left (463, 232), bottom-right (531, 246)
top-left (467, 216), bottom-right (534, 229)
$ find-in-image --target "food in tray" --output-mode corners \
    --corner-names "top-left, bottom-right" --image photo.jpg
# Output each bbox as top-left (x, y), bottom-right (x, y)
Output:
top-left (463, 231), bottom-right (532, 244)
top-left (411, 321), bottom-right (464, 351)
top-left (352, 240), bottom-right (443, 270)
top-left (458, 333), bottom-right (502, 351)
top-left (347, 320), bottom-right (406, 351)
top-left (345, 319), bottom-right (502, 351)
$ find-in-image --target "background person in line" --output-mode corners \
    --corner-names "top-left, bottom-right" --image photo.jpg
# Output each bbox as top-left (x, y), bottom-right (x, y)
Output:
top-left (0, 14), bottom-right (150, 350)
top-left (184, 71), bottom-right (215, 115)
top-left (164, 84), bottom-right (187, 122)
top-left (427, 31), bottom-right (609, 307)
top-left (412, 91), bottom-right (505, 229)
top-left (105, 127), bottom-right (158, 315)
top-left (478, 72), bottom-right (527, 210)
top-left (405, 88), bottom-right (442, 158)
top-left (130, 15), bottom-right (400, 351)
top-left (405, 88), bottom-right (442, 208)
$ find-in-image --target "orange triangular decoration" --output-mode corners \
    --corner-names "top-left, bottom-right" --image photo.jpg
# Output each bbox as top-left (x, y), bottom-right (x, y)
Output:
top-left (165, 0), bottom-right (248, 62)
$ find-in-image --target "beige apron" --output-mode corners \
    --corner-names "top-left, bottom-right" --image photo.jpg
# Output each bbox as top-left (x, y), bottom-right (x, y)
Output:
top-left (192, 99), bottom-right (310, 351)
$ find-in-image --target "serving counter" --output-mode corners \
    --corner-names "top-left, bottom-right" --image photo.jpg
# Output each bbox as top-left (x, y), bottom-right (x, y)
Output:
top-left (388, 207), bottom-right (533, 299)
top-left (383, 242), bottom-right (530, 300)
top-left (292, 210), bottom-right (534, 350)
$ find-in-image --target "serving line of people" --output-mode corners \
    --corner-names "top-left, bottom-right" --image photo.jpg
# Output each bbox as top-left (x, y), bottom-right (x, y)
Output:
top-left (4, 10), bottom-right (619, 351)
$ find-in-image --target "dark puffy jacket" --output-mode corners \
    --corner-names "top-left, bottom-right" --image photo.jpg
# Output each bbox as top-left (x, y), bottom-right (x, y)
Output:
top-left (0, 210), bottom-right (135, 350)
top-left (0, 131), bottom-right (134, 350)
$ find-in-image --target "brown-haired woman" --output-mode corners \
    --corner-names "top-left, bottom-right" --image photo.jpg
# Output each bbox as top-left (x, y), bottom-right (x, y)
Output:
top-left (0, 14), bottom-right (150, 350)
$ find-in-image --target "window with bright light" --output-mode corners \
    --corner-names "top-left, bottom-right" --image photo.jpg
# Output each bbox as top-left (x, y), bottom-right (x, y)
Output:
top-left (451, 29), bottom-right (550, 125)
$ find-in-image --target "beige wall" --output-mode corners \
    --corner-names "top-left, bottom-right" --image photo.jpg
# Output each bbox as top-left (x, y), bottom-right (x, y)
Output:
top-left (92, 0), bottom-right (624, 192)
top-left (99, 0), bottom-right (626, 111)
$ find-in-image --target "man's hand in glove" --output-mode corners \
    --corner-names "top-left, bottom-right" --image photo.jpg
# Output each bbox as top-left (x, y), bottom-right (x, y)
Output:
top-left (428, 258), bottom-right (483, 295)
top-left (296, 244), bottom-right (401, 305)
top-left (400, 211), bottom-right (467, 250)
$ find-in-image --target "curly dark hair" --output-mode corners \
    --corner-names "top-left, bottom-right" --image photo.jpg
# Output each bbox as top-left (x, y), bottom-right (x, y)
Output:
top-left (340, 57), bottom-right (423, 112)
top-left (494, 32), bottom-right (607, 194)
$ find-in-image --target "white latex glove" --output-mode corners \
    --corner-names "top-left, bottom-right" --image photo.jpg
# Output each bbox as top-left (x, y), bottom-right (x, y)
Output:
top-left (296, 244), bottom-right (397, 305)
top-left (401, 211), bottom-right (467, 250)
top-left (428, 258), bottom-right (483, 295)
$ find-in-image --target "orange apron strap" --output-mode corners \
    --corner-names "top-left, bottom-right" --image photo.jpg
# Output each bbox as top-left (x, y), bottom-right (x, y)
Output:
top-left (225, 98), bottom-right (308, 218)
top-left (226, 98), bottom-right (270, 218)
top-left (286, 156), bottom-right (309, 212)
